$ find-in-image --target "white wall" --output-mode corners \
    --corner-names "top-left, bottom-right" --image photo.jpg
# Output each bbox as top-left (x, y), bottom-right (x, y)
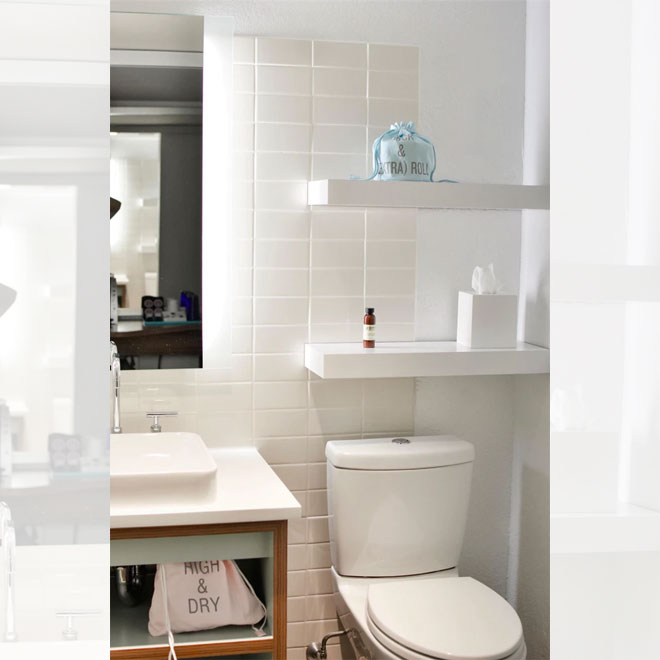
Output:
top-left (622, 0), bottom-right (660, 512)
top-left (415, 375), bottom-right (517, 595)
top-left (113, 0), bottom-right (527, 182)
top-left (119, 32), bottom-right (420, 660)
top-left (507, 3), bottom-right (549, 659)
top-left (111, 1), bottom-right (547, 657)
top-left (411, 1), bottom-right (549, 658)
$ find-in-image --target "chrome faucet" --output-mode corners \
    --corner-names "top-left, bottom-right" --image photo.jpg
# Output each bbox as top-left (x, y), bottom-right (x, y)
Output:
top-left (56, 609), bottom-right (102, 641)
top-left (110, 341), bottom-right (122, 434)
top-left (1, 501), bottom-right (16, 642)
top-left (146, 412), bottom-right (177, 433)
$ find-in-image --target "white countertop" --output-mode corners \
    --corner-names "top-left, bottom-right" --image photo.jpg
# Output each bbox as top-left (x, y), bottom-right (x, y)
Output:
top-left (110, 447), bottom-right (301, 529)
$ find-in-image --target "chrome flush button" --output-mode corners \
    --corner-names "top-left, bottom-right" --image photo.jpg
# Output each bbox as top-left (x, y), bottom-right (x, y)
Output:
top-left (392, 437), bottom-right (410, 444)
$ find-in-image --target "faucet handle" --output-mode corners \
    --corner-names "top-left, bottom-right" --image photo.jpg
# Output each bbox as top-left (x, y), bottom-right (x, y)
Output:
top-left (146, 412), bottom-right (177, 433)
top-left (56, 610), bottom-right (102, 641)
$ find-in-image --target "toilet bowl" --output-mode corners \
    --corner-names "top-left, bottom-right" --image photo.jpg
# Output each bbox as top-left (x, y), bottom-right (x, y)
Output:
top-left (325, 436), bottom-right (527, 660)
top-left (332, 568), bottom-right (526, 660)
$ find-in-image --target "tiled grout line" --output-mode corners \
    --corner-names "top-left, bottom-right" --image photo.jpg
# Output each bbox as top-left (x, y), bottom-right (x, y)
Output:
top-left (306, 47), bottom-right (315, 473)
top-left (250, 37), bottom-right (259, 448)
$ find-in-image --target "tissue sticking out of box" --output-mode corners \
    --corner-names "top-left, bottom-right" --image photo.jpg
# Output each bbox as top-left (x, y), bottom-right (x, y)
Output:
top-left (471, 264), bottom-right (501, 294)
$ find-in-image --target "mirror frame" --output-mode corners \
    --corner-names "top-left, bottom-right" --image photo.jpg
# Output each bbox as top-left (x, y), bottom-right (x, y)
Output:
top-left (110, 13), bottom-right (233, 372)
top-left (201, 16), bottom-right (233, 371)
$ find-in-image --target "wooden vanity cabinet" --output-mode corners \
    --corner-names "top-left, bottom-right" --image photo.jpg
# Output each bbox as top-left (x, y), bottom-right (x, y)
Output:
top-left (110, 520), bottom-right (288, 659)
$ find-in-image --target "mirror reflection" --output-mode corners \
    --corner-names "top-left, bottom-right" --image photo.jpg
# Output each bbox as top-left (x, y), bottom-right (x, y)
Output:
top-left (110, 47), bottom-right (203, 369)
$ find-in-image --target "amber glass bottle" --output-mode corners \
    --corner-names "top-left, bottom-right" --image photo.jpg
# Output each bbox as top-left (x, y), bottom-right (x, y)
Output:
top-left (363, 307), bottom-right (376, 348)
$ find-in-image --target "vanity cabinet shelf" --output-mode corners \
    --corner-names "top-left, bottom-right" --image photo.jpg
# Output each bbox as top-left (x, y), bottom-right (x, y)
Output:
top-left (304, 341), bottom-right (549, 379)
top-left (110, 592), bottom-right (270, 656)
top-left (308, 179), bottom-right (549, 210)
top-left (110, 520), bottom-right (287, 659)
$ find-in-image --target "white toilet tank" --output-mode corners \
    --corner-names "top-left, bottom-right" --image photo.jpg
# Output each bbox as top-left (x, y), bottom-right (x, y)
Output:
top-left (326, 436), bottom-right (474, 577)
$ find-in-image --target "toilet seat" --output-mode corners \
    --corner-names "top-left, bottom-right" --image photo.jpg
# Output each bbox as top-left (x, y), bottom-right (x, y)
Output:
top-left (366, 576), bottom-right (524, 660)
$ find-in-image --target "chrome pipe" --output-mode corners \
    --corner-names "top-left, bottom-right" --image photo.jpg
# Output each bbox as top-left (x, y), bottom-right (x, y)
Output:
top-left (115, 566), bottom-right (142, 607)
top-left (306, 630), bottom-right (350, 660)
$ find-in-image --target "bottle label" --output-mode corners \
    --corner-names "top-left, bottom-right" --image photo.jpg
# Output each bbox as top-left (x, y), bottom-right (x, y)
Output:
top-left (363, 324), bottom-right (375, 341)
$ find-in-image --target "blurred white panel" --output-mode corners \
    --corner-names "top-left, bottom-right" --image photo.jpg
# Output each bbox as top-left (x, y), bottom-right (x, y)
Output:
top-left (0, 86), bottom-right (108, 142)
top-left (552, 1), bottom-right (660, 657)
top-left (0, 186), bottom-right (77, 445)
top-left (0, 0), bottom-right (109, 652)
top-left (553, 504), bottom-right (660, 555)
top-left (551, 432), bottom-right (619, 513)
top-left (551, 303), bottom-right (625, 433)
top-left (0, 4), bottom-right (108, 61)
top-left (0, 61), bottom-right (106, 86)
top-left (553, 264), bottom-right (660, 303)
top-left (0, 146), bottom-right (106, 173)
top-left (552, 551), bottom-right (660, 659)
top-left (627, 0), bottom-right (660, 267)
top-left (621, 301), bottom-right (660, 509)
top-left (551, 0), bottom-right (630, 265)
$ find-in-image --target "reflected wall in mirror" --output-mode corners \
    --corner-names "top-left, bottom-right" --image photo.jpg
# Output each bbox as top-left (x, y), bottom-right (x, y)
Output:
top-left (110, 14), bottom-right (204, 369)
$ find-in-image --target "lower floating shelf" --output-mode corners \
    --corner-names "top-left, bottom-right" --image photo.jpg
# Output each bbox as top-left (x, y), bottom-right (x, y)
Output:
top-left (304, 341), bottom-right (549, 379)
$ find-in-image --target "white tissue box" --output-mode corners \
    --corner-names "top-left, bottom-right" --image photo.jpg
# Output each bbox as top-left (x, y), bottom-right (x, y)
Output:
top-left (456, 291), bottom-right (518, 348)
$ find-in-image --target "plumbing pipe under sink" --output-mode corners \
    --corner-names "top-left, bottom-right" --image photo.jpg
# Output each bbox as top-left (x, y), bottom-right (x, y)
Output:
top-left (114, 565), bottom-right (146, 607)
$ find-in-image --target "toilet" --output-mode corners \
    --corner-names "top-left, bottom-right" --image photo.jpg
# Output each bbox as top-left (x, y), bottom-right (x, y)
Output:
top-left (326, 436), bottom-right (526, 660)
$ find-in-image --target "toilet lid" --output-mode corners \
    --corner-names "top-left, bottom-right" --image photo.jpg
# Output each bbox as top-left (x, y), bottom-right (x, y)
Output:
top-left (367, 577), bottom-right (523, 660)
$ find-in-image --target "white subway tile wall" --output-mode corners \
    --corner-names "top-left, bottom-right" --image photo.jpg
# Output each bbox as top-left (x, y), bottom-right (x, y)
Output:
top-left (121, 37), bottom-right (419, 658)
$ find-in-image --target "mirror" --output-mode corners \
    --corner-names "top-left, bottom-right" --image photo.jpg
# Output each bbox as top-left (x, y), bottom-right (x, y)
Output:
top-left (110, 14), bottom-right (213, 370)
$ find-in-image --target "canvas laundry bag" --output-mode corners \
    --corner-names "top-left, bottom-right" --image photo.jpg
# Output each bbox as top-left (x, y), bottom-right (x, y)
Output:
top-left (148, 560), bottom-right (267, 645)
top-left (360, 121), bottom-right (456, 182)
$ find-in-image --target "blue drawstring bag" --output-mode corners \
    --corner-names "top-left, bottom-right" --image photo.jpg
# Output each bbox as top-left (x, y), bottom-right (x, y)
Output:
top-left (358, 121), bottom-right (456, 183)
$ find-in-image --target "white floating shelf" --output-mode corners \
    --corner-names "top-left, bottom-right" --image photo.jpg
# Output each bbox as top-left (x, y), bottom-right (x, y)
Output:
top-left (304, 341), bottom-right (549, 379)
top-left (308, 179), bottom-right (549, 210)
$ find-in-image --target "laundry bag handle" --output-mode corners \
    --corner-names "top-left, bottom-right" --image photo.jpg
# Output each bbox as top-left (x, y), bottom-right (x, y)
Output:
top-left (159, 566), bottom-right (178, 660)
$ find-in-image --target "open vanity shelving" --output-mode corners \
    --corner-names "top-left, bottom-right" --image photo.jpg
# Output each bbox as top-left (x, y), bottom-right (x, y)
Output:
top-left (110, 521), bottom-right (286, 659)
top-left (110, 448), bottom-right (300, 659)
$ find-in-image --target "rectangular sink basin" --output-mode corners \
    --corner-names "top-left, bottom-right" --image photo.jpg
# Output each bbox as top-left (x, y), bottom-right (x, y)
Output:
top-left (111, 432), bottom-right (217, 506)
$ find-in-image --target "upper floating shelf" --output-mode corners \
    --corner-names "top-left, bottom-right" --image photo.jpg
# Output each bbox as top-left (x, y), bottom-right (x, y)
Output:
top-left (308, 180), bottom-right (549, 210)
top-left (305, 341), bottom-right (549, 379)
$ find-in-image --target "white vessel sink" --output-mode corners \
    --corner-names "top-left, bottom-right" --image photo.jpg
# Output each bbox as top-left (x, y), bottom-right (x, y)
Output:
top-left (111, 432), bottom-right (217, 506)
